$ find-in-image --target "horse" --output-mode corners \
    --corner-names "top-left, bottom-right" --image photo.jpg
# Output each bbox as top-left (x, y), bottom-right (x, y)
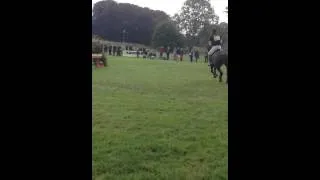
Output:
top-left (209, 50), bottom-right (228, 84)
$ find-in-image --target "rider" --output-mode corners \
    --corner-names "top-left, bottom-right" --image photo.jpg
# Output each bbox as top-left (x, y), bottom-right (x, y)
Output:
top-left (207, 28), bottom-right (222, 65)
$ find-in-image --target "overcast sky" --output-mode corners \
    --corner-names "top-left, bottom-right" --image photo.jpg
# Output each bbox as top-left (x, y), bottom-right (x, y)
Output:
top-left (92, 0), bottom-right (228, 23)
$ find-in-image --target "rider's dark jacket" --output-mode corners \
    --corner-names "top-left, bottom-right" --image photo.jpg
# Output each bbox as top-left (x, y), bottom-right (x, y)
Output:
top-left (208, 35), bottom-right (222, 51)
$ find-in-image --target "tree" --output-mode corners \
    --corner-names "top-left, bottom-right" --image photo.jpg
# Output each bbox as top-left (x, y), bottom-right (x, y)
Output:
top-left (218, 22), bottom-right (228, 52)
top-left (92, 41), bottom-right (103, 53)
top-left (173, 0), bottom-right (219, 45)
top-left (214, 14), bottom-right (219, 24)
top-left (92, 0), bottom-right (170, 45)
top-left (151, 20), bottom-right (185, 49)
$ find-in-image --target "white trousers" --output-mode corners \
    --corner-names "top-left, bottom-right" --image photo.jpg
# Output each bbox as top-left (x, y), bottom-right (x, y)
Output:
top-left (208, 45), bottom-right (222, 56)
top-left (208, 45), bottom-right (222, 65)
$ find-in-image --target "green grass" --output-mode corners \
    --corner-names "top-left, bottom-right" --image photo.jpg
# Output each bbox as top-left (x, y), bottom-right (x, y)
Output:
top-left (93, 56), bottom-right (228, 180)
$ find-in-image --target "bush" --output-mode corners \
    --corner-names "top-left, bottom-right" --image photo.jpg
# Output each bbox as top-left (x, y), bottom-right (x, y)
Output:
top-left (92, 42), bottom-right (102, 53)
top-left (101, 54), bottom-right (107, 67)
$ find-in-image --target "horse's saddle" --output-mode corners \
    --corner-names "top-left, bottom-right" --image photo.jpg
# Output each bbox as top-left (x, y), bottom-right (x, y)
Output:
top-left (209, 49), bottom-right (221, 59)
top-left (209, 49), bottom-right (223, 65)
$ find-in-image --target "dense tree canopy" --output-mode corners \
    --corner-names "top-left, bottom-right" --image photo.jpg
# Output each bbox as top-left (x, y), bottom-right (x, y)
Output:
top-left (92, 0), bottom-right (170, 45)
top-left (151, 20), bottom-right (185, 49)
top-left (172, 0), bottom-right (219, 47)
top-left (173, 0), bottom-right (218, 36)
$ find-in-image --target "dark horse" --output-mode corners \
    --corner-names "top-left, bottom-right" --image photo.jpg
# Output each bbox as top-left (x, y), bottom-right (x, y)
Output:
top-left (209, 50), bottom-right (228, 84)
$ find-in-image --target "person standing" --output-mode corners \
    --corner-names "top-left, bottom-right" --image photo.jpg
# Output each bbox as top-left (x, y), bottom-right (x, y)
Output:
top-left (189, 50), bottom-right (194, 62)
top-left (204, 55), bottom-right (208, 63)
top-left (109, 46), bottom-right (112, 55)
top-left (195, 50), bottom-right (199, 63)
top-left (159, 46), bottom-right (164, 59)
top-left (117, 46), bottom-right (121, 56)
top-left (112, 46), bottom-right (116, 56)
top-left (176, 48), bottom-right (180, 62)
top-left (180, 49), bottom-right (184, 62)
top-left (166, 47), bottom-right (170, 60)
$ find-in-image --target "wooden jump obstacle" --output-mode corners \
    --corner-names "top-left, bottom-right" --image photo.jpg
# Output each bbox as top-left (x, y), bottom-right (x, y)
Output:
top-left (92, 54), bottom-right (107, 68)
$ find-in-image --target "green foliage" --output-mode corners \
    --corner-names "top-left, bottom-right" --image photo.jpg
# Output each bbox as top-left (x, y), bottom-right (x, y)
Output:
top-left (92, 34), bottom-right (104, 40)
top-left (173, 0), bottom-right (219, 38)
top-left (151, 20), bottom-right (185, 48)
top-left (101, 54), bottom-right (107, 67)
top-left (92, 0), bottom-right (170, 45)
top-left (92, 41), bottom-right (102, 53)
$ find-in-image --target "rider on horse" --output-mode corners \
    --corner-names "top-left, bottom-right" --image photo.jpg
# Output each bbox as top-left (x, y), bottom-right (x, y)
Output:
top-left (207, 28), bottom-right (222, 66)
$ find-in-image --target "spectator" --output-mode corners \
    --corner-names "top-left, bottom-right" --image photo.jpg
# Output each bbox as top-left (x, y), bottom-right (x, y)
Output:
top-left (112, 46), bottom-right (116, 56)
top-left (195, 50), bottom-right (199, 63)
top-left (176, 48), bottom-right (180, 61)
top-left (189, 50), bottom-right (194, 62)
top-left (166, 47), bottom-right (170, 60)
top-left (116, 46), bottom-right (121, 56)
top-left (109, 46), bottom-right (112, 55)
top-left (180, 49), bottom-right (184, 61)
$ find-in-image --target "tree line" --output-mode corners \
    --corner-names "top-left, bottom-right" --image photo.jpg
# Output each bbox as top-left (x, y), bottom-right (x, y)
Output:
top-left (92, 0), bottom-right (228, 50)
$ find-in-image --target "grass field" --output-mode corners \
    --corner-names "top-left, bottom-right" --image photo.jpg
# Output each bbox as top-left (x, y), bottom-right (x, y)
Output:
top-left (93, 56), bottom-right (228, 180)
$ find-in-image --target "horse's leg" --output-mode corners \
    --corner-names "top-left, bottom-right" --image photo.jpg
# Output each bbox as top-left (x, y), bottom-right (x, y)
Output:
top-left (217, 66), bottom-right (223, 82)
top-left (211, 65), bottom-right (218, 78)
top-left (214, 67), bottom-right (218, 78)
